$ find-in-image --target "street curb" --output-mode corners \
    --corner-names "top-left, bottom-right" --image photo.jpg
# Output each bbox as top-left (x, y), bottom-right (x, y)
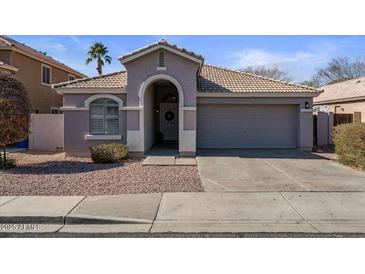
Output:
top-left (0, 216), bottom-right (64, 224)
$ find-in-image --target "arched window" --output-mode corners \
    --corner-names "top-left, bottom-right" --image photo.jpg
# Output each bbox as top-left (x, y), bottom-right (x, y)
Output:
top-left (89, 98), bottom-right (119, 135)
top-left (158, 51), bottom-right (165, 67)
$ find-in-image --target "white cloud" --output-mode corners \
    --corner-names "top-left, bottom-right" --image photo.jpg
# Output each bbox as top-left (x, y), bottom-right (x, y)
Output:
top-left (28, 39), bottom-right (67, 53)
top-left (231, 49), bottom-right (315, 68)
top-left (227, 48), bottom-right (334, 81)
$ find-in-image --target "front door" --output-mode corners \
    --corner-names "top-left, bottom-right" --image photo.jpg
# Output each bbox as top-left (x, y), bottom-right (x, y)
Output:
top-left (160, 103), bottom-right (178, 141)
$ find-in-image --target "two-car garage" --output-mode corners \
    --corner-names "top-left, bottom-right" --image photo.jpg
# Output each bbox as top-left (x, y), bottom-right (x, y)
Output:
top-left (197, 104), bottom-right (298, 149)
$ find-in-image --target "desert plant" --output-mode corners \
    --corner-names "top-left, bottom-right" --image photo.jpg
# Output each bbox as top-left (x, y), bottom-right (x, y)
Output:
top-left (333, 123), bottom-right (365, 169)
top-left (0, 74), bottom-right (30, 169)
top-left (90, 143), bottom-right (128, 164)
top-left (86, 42), bottom-right (112, 75)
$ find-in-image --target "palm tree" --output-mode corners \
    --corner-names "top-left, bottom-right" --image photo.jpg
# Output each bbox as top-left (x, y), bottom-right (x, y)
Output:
top-left (86, 42), bottom-right (112, 75)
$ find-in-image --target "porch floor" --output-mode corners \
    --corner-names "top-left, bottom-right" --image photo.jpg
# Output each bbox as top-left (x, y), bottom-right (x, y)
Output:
top-left (145, 143), bottom-right (179, 156)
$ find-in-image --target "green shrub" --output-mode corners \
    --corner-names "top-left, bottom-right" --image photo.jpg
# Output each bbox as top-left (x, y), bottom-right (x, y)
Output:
top-left (90, 143), bottom-right (128, 164)
top-left (333, 123), bottom-right (365, 169)
top-left (0, 156), bottom-right (16, 169)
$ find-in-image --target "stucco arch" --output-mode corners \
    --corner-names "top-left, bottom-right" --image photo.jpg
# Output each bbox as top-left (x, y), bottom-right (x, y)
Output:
top-left (138, 74), bottom-right (184, 107)
top-left (84, 94), bottom-right (124, 110)
top-left (138, 74), bottom-right (184, 153)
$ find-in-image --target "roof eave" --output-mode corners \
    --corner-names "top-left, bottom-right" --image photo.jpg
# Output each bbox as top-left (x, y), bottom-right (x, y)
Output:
top-left (0, 46), bottom-right (86, 78)
top-left (54, 87), bottom-right (127, 95)
top-left (314, 95), bottom-right (365, 105)
top-left (197, 91), bottom-right (322, 98)
top-left (0, 63), bottom-right (19, 72)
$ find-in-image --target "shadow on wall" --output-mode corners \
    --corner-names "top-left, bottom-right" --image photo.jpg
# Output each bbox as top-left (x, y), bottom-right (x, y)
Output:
top-left (4, 161), bottom-right (123, 175)
top-left (196, 149), bottom-right (324, 160)
top-left (198, 77), bottom-right (231, 92)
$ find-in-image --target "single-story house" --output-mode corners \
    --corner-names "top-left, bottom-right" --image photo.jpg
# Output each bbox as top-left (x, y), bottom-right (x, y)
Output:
top-left (314, 77), bottom-right (365, 123)
top-left (53, 40), bottom-right (321, 157)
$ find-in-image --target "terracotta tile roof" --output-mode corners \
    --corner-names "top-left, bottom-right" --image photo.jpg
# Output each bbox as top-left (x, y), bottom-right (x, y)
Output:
top-left (314, 77), bottom-right (365, 104)
top-left (198, 64), bottom-right (321, 93)
top-left (53, 71), bottom-right (127, 89)
top-left (0, 36), bottom-right (86, 77)
top-left (119, 39), bottom-right (204, 63)
top-left (53, 64), bottom-right (321, 94)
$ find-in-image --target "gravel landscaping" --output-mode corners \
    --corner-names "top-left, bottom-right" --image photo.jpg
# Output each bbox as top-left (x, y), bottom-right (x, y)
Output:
top-left (312, 145), bottom-right (337, 161)
top-left (0, 152), bottom-right (203, 195)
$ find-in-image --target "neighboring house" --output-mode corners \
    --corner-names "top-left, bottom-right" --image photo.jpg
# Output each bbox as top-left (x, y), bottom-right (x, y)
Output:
top-left (314, 77), bottom-right (365, 123)
top-left (0, 35), bottom-right (86, 114)
top-left (53, 40), bottom-right (321, 157)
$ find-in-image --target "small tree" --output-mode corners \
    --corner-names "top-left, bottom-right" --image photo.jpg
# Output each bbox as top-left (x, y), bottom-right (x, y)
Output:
top-left (240, 65), bottom-right (292, 81)
top-left (298, 79), bottom-right (320, 88)
top-left (313, 57), bottom-right (365, 86)
top-left (0, 74), bottom-right (30, 168)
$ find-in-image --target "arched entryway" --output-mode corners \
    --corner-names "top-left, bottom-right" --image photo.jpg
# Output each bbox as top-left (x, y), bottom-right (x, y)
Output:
top-left (139, 74), bottom-right (184, 155)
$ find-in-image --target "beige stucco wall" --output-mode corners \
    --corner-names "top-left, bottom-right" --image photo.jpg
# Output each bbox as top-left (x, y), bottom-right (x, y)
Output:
top-left (316, 111), bottom-right (333, 146)
top-left (1, 50), bottom-right (82, 113)
top-left (0, 50), bottom-right (11, 63)
top-left (29, 114), bottom-right (64, 151)
top-left (324, 101), bottom-right (365, 122)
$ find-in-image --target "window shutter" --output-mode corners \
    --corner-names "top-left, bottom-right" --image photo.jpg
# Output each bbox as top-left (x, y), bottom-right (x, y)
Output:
top-left (90, 118), bottom-right (105, 135)
top-left (106, 118), bottom-right (119, 134)
top-left (89, 98), bottom-right (120, 135)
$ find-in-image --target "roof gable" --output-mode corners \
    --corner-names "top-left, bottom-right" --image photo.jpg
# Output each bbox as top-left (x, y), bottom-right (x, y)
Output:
top-left (119, 39), bottom-right (204, 65)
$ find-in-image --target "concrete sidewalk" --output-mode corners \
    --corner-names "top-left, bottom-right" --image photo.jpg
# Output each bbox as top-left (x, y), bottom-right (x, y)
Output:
top-left (1, 192), bottom-right (365, 235)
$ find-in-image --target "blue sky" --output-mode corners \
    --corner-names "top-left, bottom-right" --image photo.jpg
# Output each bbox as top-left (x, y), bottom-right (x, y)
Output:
top-left (10, 35), bottom-right (365, 82)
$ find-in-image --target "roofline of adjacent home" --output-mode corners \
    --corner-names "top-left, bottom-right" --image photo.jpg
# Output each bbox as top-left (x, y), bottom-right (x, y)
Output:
top-left (118, 44), bottom-right (204, 66)
top-left (314, 95), bottom-right (365, 105)
top-left (54, 87), bottom-right (127, 95)
top-left (197, 91), bottom-right (322, 98)
top-left (0, 46), bottom-right (86, 78)
top-left (0, 62), bottom-right (18, 72)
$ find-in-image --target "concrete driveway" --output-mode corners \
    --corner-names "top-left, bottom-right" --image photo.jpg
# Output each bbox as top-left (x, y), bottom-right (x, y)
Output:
top-left (197, 149), bottom-right (365, 192)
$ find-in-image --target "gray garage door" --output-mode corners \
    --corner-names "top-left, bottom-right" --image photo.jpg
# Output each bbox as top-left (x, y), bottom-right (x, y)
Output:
top-left (197, 104), bottom-right (298, 148)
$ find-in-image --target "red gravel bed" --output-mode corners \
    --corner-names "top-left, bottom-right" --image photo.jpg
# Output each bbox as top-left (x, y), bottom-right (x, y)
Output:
top-left (0, 152), bottom-right (204, 196)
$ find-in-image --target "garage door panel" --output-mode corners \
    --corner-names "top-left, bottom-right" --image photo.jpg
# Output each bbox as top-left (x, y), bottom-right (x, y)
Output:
top-left (197, 104), bottom-right (297, 148)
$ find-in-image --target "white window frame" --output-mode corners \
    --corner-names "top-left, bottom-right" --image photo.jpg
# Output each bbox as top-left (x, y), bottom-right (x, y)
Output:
top-left (89, 98), bottom-right (120, 136)
top-left (41, 64), bottom-right (52, 86)
top-left (157, 51), bottom-right (167, 71)
top-left (68, 74), bottom-right (76, 81)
